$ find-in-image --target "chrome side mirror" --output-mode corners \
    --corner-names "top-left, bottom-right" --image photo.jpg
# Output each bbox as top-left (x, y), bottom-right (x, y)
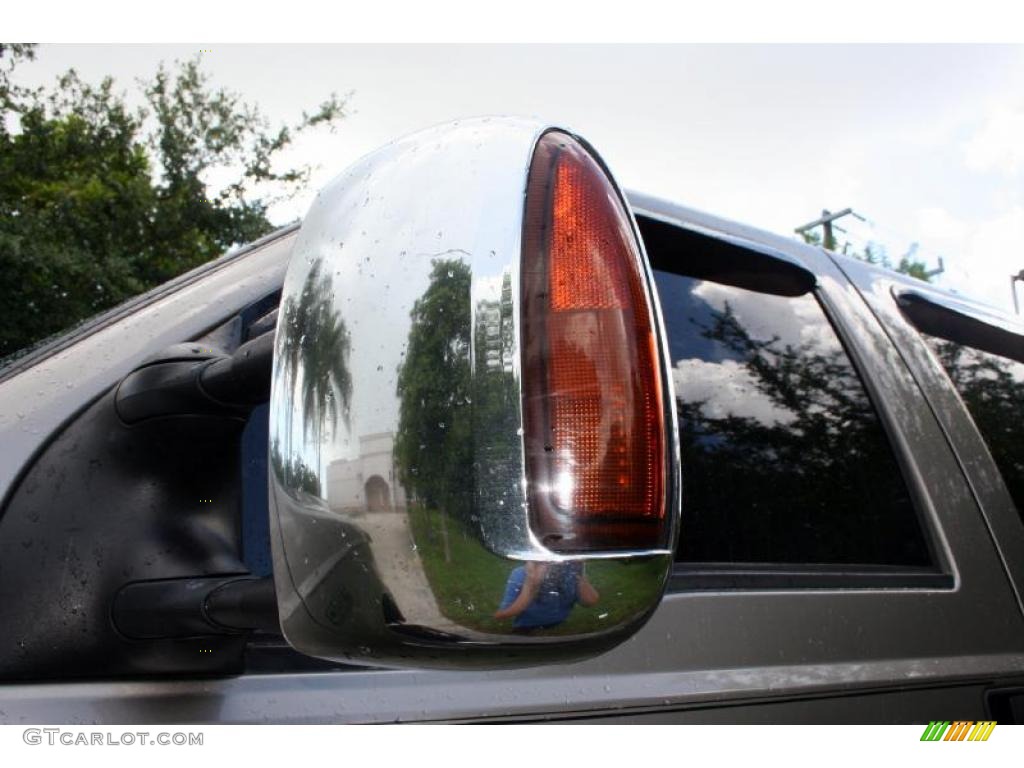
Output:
top-left (268, 117), bottom-right (681, 668)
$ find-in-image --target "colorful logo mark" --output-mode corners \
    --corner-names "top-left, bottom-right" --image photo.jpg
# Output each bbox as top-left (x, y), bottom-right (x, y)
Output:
top-left (920, 721), bottom-right (996, 741)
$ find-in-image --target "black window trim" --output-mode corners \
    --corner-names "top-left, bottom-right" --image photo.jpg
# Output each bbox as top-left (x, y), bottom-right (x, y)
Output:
top-left (892, 286), bottom-right (1024, 366)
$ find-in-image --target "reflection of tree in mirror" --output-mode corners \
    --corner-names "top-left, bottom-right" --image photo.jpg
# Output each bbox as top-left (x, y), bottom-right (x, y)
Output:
top-left (393, 259), bottom-right (473, 548)
top-left (675, 299), bottom-right (929, 566)
top-left (276, 260), bottom-right (352, 486)
top-left (926, 338), bottom-right (1024, 519)
top-left (270, 437), bottom-right (320, 496)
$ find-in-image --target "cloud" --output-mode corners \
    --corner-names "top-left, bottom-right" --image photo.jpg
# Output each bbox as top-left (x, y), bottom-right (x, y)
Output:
top-left (963, 106), bottom-right (1024, 176)
top-left (673, 357), bottom-right (797, 427)
top-left (965, 205), bottom-right (1024, 303)
top-left (917, 206), bottom-right (969, 243)
top-left (674, 282), bottom-right (843, 429)
top-left (923, 204), bottom-right (1024, 312)
top-left (692, 280), bottom-right (836, 355)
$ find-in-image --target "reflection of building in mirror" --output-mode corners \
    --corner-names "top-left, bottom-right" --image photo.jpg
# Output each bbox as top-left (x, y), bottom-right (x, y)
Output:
top-left (327, 432), bottom-right (408, 514)
top-left (478, 272), bottom-right (515, 374)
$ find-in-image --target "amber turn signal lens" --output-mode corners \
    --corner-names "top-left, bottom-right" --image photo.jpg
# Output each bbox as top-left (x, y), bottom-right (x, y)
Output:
top-left (521, 132), bottom-right (667, 553)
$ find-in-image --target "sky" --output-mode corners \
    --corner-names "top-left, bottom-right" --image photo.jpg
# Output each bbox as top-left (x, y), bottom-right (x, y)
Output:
top-left (12, 43), bottom-right (1024, 313)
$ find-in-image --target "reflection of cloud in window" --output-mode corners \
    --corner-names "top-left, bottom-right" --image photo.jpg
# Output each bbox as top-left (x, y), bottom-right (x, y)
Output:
top-left (692, 281), bottom-right (835, 355)
top-left (673, 357), bottom-right (797, 426)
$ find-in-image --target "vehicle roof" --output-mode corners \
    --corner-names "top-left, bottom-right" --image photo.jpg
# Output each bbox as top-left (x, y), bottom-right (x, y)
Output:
top-left (626, 189), bottom-right (1024, 334)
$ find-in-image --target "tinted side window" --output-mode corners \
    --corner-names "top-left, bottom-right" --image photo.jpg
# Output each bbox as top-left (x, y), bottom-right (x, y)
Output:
top-left (651, 267), bottom-right (931, 567)
top-left (924, 338), bottom-right (1024, 523)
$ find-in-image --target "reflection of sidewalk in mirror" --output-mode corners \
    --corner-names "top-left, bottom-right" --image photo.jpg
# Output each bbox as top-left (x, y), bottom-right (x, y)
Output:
top-left (358, 509), bottom-right (472, 636)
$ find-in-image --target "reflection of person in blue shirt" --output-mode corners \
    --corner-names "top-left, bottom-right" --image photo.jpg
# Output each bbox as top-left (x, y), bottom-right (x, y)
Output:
top-left (494, 561), bottom-right (600, 630)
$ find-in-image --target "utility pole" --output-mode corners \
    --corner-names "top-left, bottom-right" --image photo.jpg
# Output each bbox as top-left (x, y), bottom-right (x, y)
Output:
top-left (1012, 269), bottom-right (1024, 315)
top-left (794, 208), bottom-right (864, 251)
top-left (924, 257), bottom-right (946, 281)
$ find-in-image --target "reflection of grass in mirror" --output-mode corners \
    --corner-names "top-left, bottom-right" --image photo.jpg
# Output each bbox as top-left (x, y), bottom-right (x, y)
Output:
top-left (407, 505), bottom-right (666, 636)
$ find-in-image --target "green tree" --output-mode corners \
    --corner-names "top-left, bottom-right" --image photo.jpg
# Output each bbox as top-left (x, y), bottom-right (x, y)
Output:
top-left (393, 258), bottom-right (473, 558)
top-left (0, 43), bottom-right (38, 120)
top-left (270, 437), bottom-right (321, 498)
top-left (799, 229), bottom-right (932, 282)
top-left (0, 44), bottom-right (348, 358)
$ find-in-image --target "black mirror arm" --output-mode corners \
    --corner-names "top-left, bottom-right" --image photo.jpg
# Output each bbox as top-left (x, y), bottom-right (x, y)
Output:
top-left (115, 331), bottom-right (275, 423)
top-left (112, 576), bottom-right (280, 639)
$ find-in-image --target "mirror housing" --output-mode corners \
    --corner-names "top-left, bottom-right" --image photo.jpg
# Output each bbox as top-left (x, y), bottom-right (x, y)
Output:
top-left (268, 117), bottom-right (681, 668)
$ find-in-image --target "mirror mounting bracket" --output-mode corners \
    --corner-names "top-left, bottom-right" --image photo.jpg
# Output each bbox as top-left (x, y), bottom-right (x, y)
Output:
top-left (113, 576), bottom-right (280, 639)
top-left (116, 332), bottom-right (275, 423)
